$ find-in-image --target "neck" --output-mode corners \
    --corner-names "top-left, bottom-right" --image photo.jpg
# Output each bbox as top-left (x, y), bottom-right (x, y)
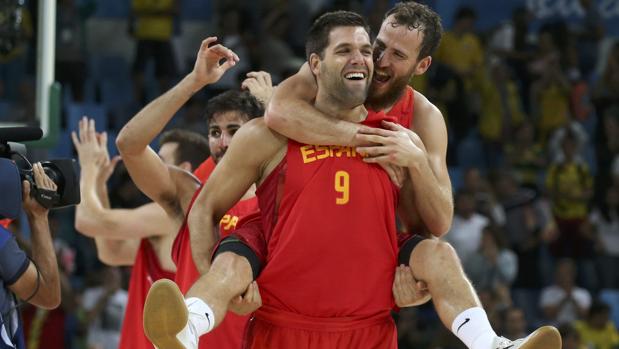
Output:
top-left (315, 91), bottom-right (367, 123)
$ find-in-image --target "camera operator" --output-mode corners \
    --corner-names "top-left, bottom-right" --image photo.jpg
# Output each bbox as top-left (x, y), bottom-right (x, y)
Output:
top-left (0, 163), bottom-right (60, 348)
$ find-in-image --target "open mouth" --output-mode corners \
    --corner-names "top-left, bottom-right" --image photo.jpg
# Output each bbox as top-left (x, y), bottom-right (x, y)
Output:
top-left (373, 70), bottom-right (390, 83)
top-left (344, 72), bottom-right (367, 81)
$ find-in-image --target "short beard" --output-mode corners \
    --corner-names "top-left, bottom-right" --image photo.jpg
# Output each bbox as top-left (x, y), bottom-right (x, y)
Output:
top-left (366, 73), bottom-right (409, 111)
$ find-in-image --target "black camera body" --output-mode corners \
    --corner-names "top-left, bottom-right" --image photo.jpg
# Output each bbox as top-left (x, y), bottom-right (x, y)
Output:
top-left (0, 127), bottom-right (80, 217)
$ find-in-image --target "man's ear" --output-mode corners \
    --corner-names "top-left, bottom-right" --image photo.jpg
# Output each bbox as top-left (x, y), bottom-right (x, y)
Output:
top-left (309, 53), bottom-right (321, 76)
top-left (414, 56), bottom-right (432, 75)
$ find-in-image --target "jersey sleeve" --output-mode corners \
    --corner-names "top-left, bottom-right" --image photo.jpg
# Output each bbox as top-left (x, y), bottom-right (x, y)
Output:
top-left (0, 226), bottom-right (30, 286)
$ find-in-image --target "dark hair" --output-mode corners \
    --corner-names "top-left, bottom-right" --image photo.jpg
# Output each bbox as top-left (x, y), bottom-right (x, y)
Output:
top-left (384, 2), bottom-right (443, 59)
top-left (159, 129), bottom-right (210, 170)
top-left (204, 90), bottom-right (265, 125)
top-left (305, 11), bottom-right (370, 61)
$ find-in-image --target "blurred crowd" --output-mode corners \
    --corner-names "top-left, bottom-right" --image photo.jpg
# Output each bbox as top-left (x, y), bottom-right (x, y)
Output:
top-left (1, 0), bottom-right (619, 348)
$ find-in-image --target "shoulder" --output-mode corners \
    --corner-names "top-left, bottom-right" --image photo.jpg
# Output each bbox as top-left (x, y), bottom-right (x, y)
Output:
top-left (412, 90), bottom-right (445, 131)
top-left (236, 118), bottom-right (287, 150)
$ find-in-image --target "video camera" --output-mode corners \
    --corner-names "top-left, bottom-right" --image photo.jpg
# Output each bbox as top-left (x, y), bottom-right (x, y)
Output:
top-left (0, 127), bottom-right (80, 219)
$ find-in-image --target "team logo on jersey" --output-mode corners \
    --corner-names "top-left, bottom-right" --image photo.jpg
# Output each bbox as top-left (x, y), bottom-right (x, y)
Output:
top-left (299, 145), bottom-right (365, 164)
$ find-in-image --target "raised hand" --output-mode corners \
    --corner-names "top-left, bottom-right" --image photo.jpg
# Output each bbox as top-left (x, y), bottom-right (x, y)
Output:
top-left (71, 117), bottom-right (109, 169)
top-left (242, 71), bottom-right (274, 106)
top-left (190, 37), bottom-right (240, 90)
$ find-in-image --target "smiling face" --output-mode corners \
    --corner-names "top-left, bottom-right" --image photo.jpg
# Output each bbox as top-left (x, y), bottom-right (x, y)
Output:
top-left (311, 26), bottom-right (374, 109)
top-left (366, 14), bottom-right (432, 110)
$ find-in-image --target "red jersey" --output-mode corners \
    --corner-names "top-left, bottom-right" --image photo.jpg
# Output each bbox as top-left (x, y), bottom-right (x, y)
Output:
top-left (0, 219), bottom-right (10, 228)
top-left (171, 159), bottom-right (259, 349)
top-left (119, 240), bottom-right (175, 349)
top-left (193, 157), bottom-right (216, 183)
top-left (255, 110), bottom-right (402, 320)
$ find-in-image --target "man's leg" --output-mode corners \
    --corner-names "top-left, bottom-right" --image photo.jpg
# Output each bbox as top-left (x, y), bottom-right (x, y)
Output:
top-left (402, 237), bottom-right (561, 349)
top-left (144, 238), bottom-right (260, 349)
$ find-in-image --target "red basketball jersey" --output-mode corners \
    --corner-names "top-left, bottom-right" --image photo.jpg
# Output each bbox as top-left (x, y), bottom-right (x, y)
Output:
top-left (119, 239), bottom-right (175, 349)
top-left (255, 112), bottom-right (402, 319)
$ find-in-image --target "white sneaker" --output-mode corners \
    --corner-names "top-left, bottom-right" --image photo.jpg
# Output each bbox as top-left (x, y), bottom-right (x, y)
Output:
top-left (492, 326), bottom-right (561, 349)
top-left (143, 279), bottom-right (198, 349)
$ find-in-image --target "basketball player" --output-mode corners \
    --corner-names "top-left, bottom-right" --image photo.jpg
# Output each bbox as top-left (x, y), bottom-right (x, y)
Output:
top-left (115, 39), bottom-right (271, 349)
top-left (73, 118), bottom-right (209, 349)
top-left (264, 3), bottom-right (560, 349)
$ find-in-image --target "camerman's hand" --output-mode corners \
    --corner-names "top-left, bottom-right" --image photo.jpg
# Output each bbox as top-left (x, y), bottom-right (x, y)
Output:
top-left (23, 163), bottom-right (57, 216)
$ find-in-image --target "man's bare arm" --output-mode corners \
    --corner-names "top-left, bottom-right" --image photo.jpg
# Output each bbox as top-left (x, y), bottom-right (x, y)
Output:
top-left (188, 118), bottom-right (284, 274)
top-left (116, 37), bottom-right (238, 214)
top-left (357, 92), bottom-right (453, 237)
top-left (95, 239), bottom-right (141, 266)
top-left (265, 63), bottom-right (362, 146)
top-left (404, 92), bottom-right (453, 236)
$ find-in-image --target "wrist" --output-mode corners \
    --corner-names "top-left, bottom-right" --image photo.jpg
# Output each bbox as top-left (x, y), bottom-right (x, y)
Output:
top-left (185, 72), bottom-right (207, 93)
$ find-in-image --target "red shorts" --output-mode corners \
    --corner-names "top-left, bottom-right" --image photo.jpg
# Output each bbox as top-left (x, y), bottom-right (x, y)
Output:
top-left (242, 306), bottom-right (397, 349)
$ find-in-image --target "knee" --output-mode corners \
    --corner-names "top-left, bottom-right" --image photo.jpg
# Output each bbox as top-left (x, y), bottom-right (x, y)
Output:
top-left (412, 239), bottom-right (461, 269)
top-left (211, 252), bottom-right (252, 284)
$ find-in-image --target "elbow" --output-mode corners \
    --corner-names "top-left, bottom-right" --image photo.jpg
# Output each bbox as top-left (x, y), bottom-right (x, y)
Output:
top-left (38, 286), bottom-right (61, 309)
top-left (264, 102), bottom-right (286, 131)
top-left (115, 129), bottom-right (138, 156)
top-left (430, 215), bottom-right (452, 238)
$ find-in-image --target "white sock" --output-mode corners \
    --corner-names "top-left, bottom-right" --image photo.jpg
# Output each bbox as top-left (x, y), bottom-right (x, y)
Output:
top-left (450, 307), bottom-right (497, 349)
top-left (185, 297), bottom-right (215, 336)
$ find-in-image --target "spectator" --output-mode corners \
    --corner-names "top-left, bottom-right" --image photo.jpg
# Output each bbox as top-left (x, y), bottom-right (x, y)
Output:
top-left (540, 258), bottom-right (592, 326)
top-left (445, 189), bottom-right (490, 264)
top-left (435, 6), bottom-right (484, 140)
top-left (56, 0), bottom-right (94, 102)
top-left (574, 300), bottom-right (619, 349)
top-left (477, 58), bottom-right (526, 164)
top-left (575, 0), bottom-right (605, 78)
top-left (80, 267), bottom-right (128, 349)
top-left (461, 167), bottom-right (505, 225)
top-left (528, 25), bottom-right (571, 140)
top-left (504, 121), bottom-right (547, 192)
top-left (545, 127), bottom-right (594, 260)
top-left (130, 0), bottom-right (179, 104)
top-left (465, 225), bottom-right (518, 293)
top-left (559, 323), bottom-right (588, 349)
top-left (589, 185), bottom-right (619, 289)
top-left (502, 307), bottom-right (528, 340)
top-left (0, 2), bottom-right (33, 102)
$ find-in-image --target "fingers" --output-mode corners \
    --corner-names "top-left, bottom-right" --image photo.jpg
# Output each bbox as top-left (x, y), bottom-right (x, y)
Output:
top-left (246, 71), bottom-right (272, 86)
top-left (206, 44), bottom-right (239, 65)
top-left (355, 133), bottom-right (389, 146)
top-left (97, 131), bottom-right (108, 149)
top-left (71, 131), bottom-right (80, 148)
top-left (32, 163), bottom-right (57, 191)
top-left (241, 78), bottom-right (259, 91)
top-left (358, 126), bottom-right (395, 137)
top-left (381, 120), bottom-right (406, 131)
top-left (357, 145), bottom-right (389, 157)
top-left (200, 36), bottom-right (218, 51)
top-left (22, 180), bottom-right (30, 197)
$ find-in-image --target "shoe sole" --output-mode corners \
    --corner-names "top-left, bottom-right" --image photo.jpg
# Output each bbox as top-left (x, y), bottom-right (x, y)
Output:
top-left (519, 326), bottom-right (562, 349)
top-left (143, 279), bottom-right (188, 349)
